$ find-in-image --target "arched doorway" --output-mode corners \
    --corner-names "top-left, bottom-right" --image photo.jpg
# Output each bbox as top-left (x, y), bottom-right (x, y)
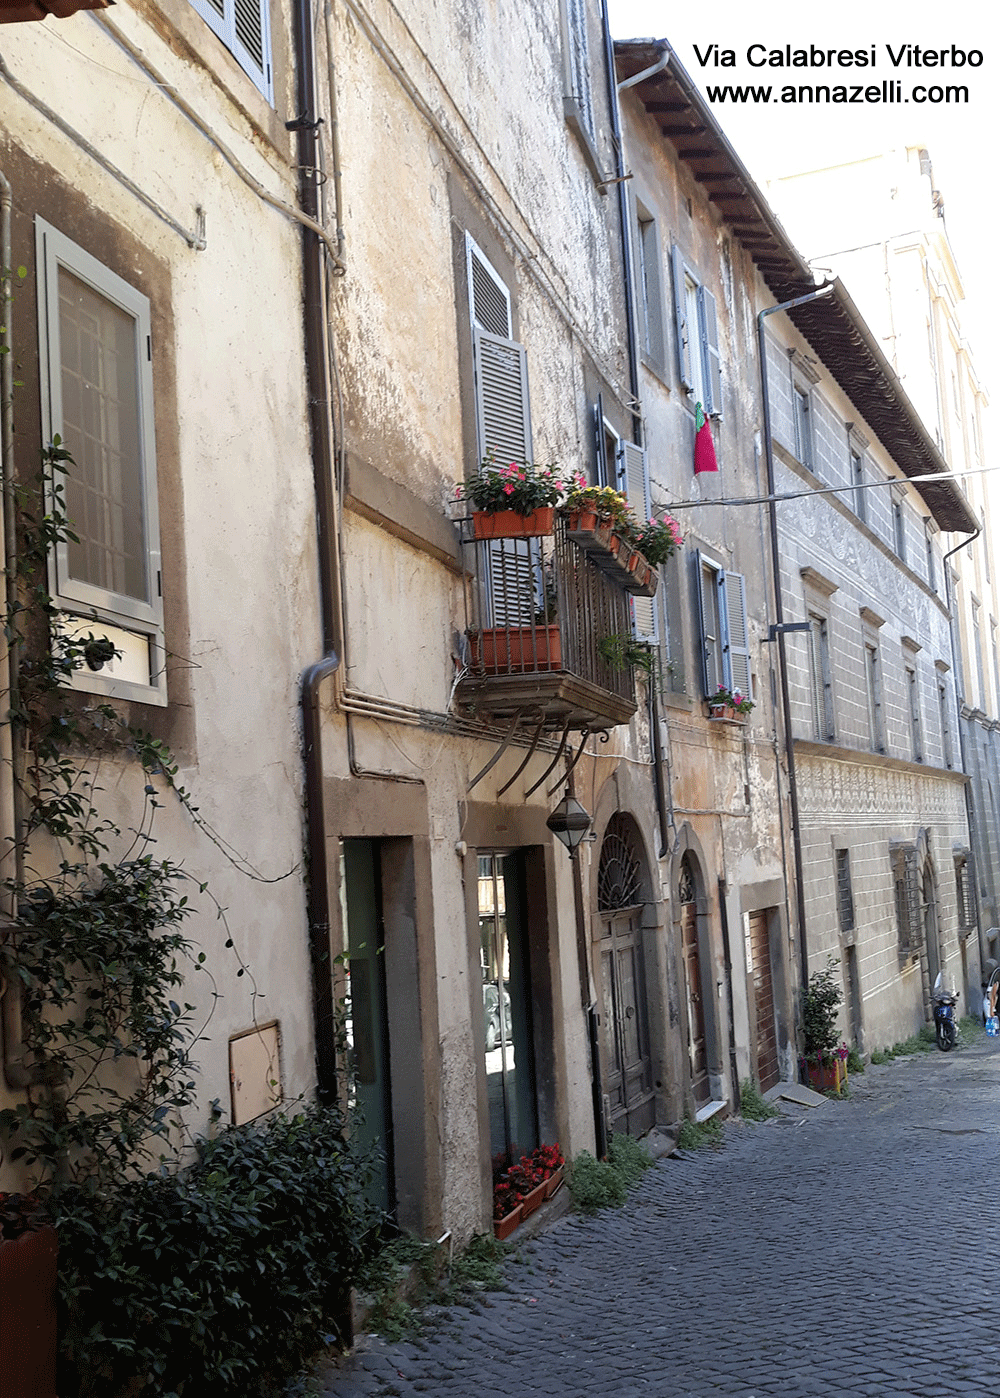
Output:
top-left (678, 854), bottom-right (710, 1107)
top-left (596, 814), bottom-right (654, 1137)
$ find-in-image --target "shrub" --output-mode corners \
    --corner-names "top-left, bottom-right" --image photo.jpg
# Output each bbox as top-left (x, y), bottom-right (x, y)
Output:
top-left (567, 1149), bottom-right (627, 1214)
top-left (739, 1079), bottom-right (779, 1121)
top-left (57, 1103), bottom-right (383, 1398)
top-left (802, 959), bottom-right (843, 1064)
top-left (606, 1131), bottom-right (652, 1189)
top-left (675, 1116), bottom-right (723, 1150)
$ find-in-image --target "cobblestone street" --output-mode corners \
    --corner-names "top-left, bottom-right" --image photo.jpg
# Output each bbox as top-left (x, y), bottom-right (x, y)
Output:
top-left (317, 1035), bottom-right (1000, 1398)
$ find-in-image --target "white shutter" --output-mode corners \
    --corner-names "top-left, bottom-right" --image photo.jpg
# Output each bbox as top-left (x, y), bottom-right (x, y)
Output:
top-left (467, 236), bottom-right (513, 338)
top-left (473, 328), bottom-right (533, 467)
top-left (618, 440), bottom-right (657, 644)
top-left (189, 0), bottom-right (272, 101)
top-left (721, 571), bottom-right (751, 701)
top-left (698, 285), bottom-right (723, 419)
top-left (671, 244), bottom-right (693, 392)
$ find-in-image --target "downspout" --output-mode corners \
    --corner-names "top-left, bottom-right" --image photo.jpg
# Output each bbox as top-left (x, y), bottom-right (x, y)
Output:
top-left (605, 23), bottom-right (671, 858)
top-left (292, 0), bottom-right (344, 1103)
top-left (943, 529), bottom-right (987, 982)
top-left (757, 283), bottom-right (834, 1025)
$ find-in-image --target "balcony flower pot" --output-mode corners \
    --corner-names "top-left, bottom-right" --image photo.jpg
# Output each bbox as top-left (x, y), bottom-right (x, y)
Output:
top-left (471, 506), bottom-right (555, 540)
top-left (493, 1203), bottom-right (523, 1241)
top-left (471, 625), bottom-right (562, 673)
top-left (624, 549), bottom-right (658, 598)
top-left (708, 703), bottom-right (739, 721)
top-left (0, 1210), bottom-right (57, 1398)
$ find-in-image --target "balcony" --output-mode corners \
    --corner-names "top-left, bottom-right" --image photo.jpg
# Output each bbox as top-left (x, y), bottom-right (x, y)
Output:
top-left (455, 514), bottom-right (646, 732)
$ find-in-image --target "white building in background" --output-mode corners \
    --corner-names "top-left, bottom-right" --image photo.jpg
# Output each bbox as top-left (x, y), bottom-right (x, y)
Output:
top-left (765, 146), bottom-right (998, 986)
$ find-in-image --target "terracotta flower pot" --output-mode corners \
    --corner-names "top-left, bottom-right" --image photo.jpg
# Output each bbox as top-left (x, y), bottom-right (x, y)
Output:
top-left (518, 1181), bottom-right (547, 1219)
top-left (471, 625), bottom-right (562, 673)
top-left (805, 1058), bottom-right (848, 1093)
top-left (493, 1204), bottom-right (523, 1240)
top-left (543, 1166), bottom-right (564, 1199)
top-left (472, 506), bottom-right (555, 540)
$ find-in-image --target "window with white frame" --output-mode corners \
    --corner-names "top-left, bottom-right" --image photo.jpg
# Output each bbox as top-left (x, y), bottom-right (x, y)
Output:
top-left (189, 0), bottom-right (273, 101)
top-left (36, 219), bottom-right (166, 706)
top-left (670, 247), bottom-right (722, 418)
top-left (695, 551), bottom-right (751, 706)
top-left (793, 386), bottom-right (814, 472)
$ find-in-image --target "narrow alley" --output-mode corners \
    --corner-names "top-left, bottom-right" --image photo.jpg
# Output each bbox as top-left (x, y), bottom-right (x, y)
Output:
top-left (319, 1038), bottom-right (1000, 1398)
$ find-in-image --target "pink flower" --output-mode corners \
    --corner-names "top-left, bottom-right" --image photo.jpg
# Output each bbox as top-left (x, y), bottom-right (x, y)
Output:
top-left (503, 483), bottom-right (515, 495)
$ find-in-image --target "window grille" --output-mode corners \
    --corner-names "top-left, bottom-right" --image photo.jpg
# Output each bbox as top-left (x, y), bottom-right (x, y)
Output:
top-left (598, 814), bottom-right (643, 912)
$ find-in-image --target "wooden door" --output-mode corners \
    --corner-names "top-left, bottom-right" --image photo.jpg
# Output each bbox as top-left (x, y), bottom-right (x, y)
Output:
top-left (682, 901), bottom-right (710, 1105)
top-left (747, 910), bottom-right (779, 1093)
top-left (599, 909), bottom-right (655, 1137)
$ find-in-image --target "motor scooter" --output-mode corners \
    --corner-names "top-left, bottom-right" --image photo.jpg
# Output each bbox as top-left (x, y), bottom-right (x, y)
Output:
top-left (931, 970), bottom-right (958, 1051)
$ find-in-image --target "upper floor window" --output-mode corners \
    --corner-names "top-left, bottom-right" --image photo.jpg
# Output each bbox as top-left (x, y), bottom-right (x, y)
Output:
top-left (671, 248), bottom-right (722, 418)
top-left (634, 203), bottom-right (666, 373)
top-left (695, 551), bottom-right (751, 705)
top-left (893, 497), bottom-right (906, 562)
top-left (808, 611), bottom-right (834, 740)
top-left (190, 0), bottom-right (273, 102)
top-left (906, 663), bottom-right (923, 762)
top-left (562, 0), bottom-right (598, 169)
top-left (36, 219), bottom-right (166, 706)
top-left (794, 386), bottom-right (814, 473)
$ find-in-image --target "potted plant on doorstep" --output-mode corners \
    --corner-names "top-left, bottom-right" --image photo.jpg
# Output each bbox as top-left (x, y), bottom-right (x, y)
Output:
top-left (456, 453), bottom-right (566, 538)
top-left (707, 685), bottom-right (754, 721)
top-left (800, 960), bottom-right (849, 1093)
top-left (491, 1143), bottom-right (565, 1238)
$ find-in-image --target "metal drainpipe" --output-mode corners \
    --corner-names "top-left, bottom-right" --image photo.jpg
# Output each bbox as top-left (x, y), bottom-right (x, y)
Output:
top-left (603, 15), bottom-right (671, 860)
top-left (942, 529), bottom-right (988, 984)
top-left (292, 0), bottom-right (345, 1103)
top-left (756, 283), bottom-right (834, 1032)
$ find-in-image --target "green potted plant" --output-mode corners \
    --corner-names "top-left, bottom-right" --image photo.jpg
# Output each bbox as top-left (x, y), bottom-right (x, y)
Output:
top-left (456, 454), bottom-right (566, 538)
top-left (597, 633), bottom-right (654, 676)
top-left (708, 684), bottom-right (754, 720)
top-left (801, 959), bottom-right (848, 1093)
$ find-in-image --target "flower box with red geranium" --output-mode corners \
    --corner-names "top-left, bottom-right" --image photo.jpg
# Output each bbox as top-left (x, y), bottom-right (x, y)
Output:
top-left (491, 1143), bottom-right (565, 1238)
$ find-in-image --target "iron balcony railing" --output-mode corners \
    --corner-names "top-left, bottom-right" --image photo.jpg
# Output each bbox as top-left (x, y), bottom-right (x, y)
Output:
top-left (456, 514), bottom-right (640, 728)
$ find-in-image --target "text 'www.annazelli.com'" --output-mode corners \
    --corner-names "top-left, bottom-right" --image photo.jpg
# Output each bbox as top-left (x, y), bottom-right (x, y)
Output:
top-left (704, 81), bottom-right (969, 105)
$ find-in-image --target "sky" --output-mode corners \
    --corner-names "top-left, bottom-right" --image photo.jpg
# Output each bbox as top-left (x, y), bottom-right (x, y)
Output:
top-left (607, 0), bottom-right (999, 409)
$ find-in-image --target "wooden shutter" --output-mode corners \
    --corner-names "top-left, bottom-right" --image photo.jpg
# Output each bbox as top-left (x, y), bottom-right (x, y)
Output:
top-left (671, 245), bottom-right (692, 391)
top-left (618, 441), bottom-right (657, 644)
top-left (721, 570), bottom-right (751, 700)
top-left (698, 285), bottom-right (723, 419)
